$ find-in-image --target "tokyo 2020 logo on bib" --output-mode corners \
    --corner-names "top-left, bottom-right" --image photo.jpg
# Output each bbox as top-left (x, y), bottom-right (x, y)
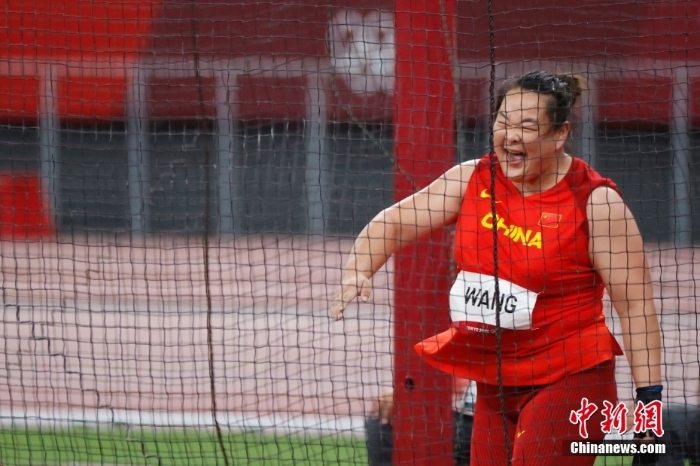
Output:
top-left (328, 9), bottom-right (395, 95)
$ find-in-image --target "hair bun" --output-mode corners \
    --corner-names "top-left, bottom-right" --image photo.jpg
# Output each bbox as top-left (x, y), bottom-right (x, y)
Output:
top-left (556, 74), bottom-right (584, 106)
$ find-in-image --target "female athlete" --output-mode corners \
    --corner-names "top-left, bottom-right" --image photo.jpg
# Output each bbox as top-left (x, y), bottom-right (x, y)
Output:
top-left (330, 70), bottom-right (663, 466)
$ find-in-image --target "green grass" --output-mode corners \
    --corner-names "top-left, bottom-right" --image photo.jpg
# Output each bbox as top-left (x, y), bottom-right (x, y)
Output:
top-left (0, 427), bottom-right (674, 466)
top-left (0, 427), bottom-right (367, 465)
top-left (595, 455), bottom-right (690, 466)
top-left (593, 456), bottom-right (631, 466)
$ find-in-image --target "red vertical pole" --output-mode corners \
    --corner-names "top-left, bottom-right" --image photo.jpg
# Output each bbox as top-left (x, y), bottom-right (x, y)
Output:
top-left (393, 0), bottom-right (456, 464)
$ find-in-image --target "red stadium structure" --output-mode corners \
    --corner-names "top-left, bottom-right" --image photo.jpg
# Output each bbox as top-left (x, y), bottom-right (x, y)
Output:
top-left (0, 171), bottom-right (53, 239)
top-left (1, 1), bottom-right (699, 464)
top-left (2, 1), bottom-right (698, 125)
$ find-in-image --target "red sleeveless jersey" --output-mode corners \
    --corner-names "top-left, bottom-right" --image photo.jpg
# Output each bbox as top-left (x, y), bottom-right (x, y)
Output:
top-left (416, 155), bottom-right (623, 386)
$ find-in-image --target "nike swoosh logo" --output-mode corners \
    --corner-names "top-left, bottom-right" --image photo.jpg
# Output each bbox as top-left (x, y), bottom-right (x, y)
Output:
top-left (517, 430), bottom-right (526, 438)
top-left (480, 189), bottom-right (501, 203)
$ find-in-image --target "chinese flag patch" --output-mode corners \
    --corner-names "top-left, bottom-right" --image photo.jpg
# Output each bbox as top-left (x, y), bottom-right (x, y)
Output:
top-left (538, 212), bottom-right (561, 228)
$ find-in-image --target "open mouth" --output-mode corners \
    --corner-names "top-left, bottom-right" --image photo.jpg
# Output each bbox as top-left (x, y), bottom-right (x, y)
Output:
top-left (505, 149), bottom-right (526, 164)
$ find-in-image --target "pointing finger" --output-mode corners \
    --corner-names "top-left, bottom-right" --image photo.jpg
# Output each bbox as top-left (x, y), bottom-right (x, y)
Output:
top-left (359, 279), bottom-right (371, 302)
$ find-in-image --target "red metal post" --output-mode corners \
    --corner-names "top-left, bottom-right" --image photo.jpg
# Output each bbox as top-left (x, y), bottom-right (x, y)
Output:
top-left (393, 0), bottom-right (456, 463)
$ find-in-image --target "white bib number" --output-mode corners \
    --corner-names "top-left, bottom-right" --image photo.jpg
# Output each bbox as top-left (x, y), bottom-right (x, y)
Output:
top-left (450, 271), bottom-right (538, 331)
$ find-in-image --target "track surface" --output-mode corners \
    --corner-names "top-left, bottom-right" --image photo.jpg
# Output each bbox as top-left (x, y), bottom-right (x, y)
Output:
top-left (0, 237), bottom-right (696, 426)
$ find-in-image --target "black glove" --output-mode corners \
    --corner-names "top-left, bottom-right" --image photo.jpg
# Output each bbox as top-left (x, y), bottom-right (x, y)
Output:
top-left (632, 385), bottom-right (663, 466)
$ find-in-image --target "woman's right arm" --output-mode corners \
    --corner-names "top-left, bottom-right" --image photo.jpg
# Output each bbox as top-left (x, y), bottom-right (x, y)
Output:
top-left (330, 160), bottom-right (477, 320)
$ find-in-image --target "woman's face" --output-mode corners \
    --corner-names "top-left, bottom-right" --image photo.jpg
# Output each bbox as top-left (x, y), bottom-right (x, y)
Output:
top-left (492, 89), bottom-right (570, 185)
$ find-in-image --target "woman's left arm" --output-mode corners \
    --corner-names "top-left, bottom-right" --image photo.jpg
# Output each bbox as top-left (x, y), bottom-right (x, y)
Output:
top-left (588, 186), bottom-right (662, 388)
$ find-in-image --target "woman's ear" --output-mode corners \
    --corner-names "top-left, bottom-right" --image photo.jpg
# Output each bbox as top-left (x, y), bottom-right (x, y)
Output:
top-left (554, 121), bottom-right (571, 151)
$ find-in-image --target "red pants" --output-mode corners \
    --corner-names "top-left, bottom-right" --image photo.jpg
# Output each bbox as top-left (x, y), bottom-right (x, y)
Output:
top-left (471, 360), bottom-right (618, 466)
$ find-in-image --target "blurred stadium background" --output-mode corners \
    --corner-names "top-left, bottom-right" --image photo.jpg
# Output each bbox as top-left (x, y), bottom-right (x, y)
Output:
top-left (0, 0), bottom-right (699, 464)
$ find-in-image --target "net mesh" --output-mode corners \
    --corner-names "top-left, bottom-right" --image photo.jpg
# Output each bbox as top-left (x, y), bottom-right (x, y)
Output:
top-left (0, 0), bottom-right (699, 464)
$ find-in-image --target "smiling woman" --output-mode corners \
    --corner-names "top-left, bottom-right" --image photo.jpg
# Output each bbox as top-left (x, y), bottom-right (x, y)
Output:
top-left (330, 70), bottom-right (663, 466)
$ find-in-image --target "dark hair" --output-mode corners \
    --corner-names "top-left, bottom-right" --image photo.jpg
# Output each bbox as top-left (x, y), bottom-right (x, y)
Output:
top-left (494, 70), bottom-right (584, 130)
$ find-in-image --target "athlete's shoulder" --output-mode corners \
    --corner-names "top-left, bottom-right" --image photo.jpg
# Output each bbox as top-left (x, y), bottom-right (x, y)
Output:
top-left (586, 186), bottom-right (637, 240)
top-left (457, 154), bottom-right (492, 180)
top-left (568, 156), bottom-right (622, 205)
top-left (443, 158), bottom-right (479, 184)
top-left (461, 158), bottom-right (480, 171)
top-left (570, 156), bottom-right (614, 185)
top-left (460, 158), bottom-right (481, 169)
top-left (587, 186), bottom-right (626, 221)
top-left (476, 153), bottom-right (495, 167)
top-left (589, 185), bottom-right (624, 204)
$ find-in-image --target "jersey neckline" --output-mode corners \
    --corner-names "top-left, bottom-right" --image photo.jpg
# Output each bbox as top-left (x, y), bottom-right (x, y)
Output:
top-left (492, 154), bottom-right (576, 200)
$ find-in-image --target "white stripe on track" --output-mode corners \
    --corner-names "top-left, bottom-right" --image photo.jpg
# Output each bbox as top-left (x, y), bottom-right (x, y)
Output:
top-left (0, 408), bottom-right (366, 438)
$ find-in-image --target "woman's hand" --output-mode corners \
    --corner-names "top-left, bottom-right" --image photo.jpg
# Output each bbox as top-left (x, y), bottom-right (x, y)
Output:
top-left (372, 389), bottom-right (394, 425)
top-left (330, 272), bottom-right (373, 321)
